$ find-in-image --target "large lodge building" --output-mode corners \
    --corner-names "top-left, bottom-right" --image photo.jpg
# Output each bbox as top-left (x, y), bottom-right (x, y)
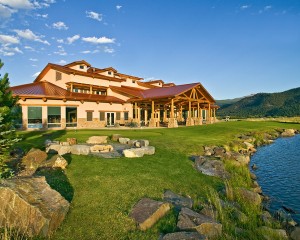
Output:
top-left (11, 60), bottom-right (218, 130)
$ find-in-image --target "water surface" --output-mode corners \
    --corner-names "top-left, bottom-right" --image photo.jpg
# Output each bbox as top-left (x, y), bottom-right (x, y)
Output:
top-left (250, 134), bottom-right (300, 223)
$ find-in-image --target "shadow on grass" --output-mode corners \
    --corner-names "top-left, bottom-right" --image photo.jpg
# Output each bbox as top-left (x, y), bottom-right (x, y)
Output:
top-left (34, 167), bottom-right (74, 203)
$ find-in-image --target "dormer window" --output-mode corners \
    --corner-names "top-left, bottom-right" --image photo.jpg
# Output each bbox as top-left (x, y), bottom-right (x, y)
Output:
top-left (108, 71), bottom-right (112, 75)
top-left (132, 80), bottom-right (136, 83)
top-left (80, 65), bottom-right (84, 69)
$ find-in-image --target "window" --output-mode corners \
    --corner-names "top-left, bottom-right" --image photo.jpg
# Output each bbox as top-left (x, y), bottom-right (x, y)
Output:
top-left (132, 80), bottom-right (136, 83)
top-left (124, 112), bottom-right (129, 120)
top-left (108, 71), bottom-right (112, 75)
top-left (101, 91), bottom-right (106, 95)
top-left (48, 107), bottom-right (61, 128)
top-left (116, 112), bottom-right (121, 121)
top-left (87, 111), bottom-right (93, 121)
top-left (28, 107), bottom-right (42, 128)
top-left (66, 107), bottom-right (77, 127)
top-left (80, 65), bottom-right (84, 69)
top-left (56, 71), bottom-right (62, 81)
top-left (73, 88), bottom-right (79, 93)
top-left (99, 112), bottom-right (105, 121)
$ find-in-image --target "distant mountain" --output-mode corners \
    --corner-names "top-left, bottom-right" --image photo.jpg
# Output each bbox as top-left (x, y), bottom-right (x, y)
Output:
top-left (216, 87), bottom-right (300, 118)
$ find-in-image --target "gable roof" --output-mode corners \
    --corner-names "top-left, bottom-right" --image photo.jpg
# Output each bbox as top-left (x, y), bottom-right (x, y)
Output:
top-left (64, 60), bottom-right (91, 68)
top-left (34, 63), bottom-right (126, 83)
top-left (129, 82), bottom-right (215, 103)
top-left (110, 85), bottom-right (144, 98)
top-left (10, 82), bottom-right (124, 103)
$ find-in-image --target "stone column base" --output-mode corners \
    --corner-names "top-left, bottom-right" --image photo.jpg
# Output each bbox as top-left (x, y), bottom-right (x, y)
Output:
top-left (149, 118), bottom-right (157, 127)
top-left (194, 118), bottom-right (203, 125)
top-left (168, 118), bottom-right (178, 128)
top-left (186, 118), bottom-right (195, 126)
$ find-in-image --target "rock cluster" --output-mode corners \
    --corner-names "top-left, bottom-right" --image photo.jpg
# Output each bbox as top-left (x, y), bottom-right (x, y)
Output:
top-left (118, 138), bottom-right (155, 158)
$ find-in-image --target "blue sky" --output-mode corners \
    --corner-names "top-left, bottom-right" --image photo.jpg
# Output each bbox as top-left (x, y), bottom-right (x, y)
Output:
top-left (0, 0), bottom-right (299, 99)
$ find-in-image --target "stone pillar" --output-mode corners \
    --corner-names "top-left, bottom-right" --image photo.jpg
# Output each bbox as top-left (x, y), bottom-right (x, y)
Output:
top-left (61, 106), bottom-right (66, 129)
top-left (22, 105), bottom-right (28, 130)
top-left (163, 109), bottom-right (167, 122)
top-left (42, 106), bottom-right (47, 129)
top-left (186, 101), bottom-right (194, 126)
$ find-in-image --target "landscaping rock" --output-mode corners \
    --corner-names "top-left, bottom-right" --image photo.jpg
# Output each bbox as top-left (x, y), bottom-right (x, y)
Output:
top-left (112, 134), bottom-right (122, 141)
top-left (291, 227), bottom-right (300, 240)
top-left (274, 209), bottom-right (297, 227)
top-left (129, 198), bottom-right (170, 230)
top-left (281, 129), bottom-right (295, 137)
top-left (139, 140), bottom-right (149, 147)
top-left (67, 138), bottom-right (77, 145)
top-left (194, 156), bottom-right (230, 179)
top-left (18, 148), bottom-right (48, 176)
top-left (46, 144), bottom-right (72, 156)
top-left (128, 139), bottom-right (138, 147)
top-left (250, 172), bottom-right (257, 180)
top-left (141, 146), bottom-right (155, 155)
top-left (177, 207), bottom-right (222, 238)
top-left (213, 147), bottom-right (226, 157)
top-left (60, 141), bottom-right (70, 146)
top-left (123, 148), bottom-right (145, 158)
top-left (243, 141), bottom-right (255, 151)
top-left (135, 141), bottom-right (141, 148)
top-left (161, 232), bottom-right (206, 240)
top-left (86, 136), bottom-right (108, 144)
top-left (40, 154), bottom-right (68, 170)
top-left (230, 152), bottom-right (250, 165)
top-left (0, 176), bottom-right (70, 237)
top-left (251, 164), bottom-right (258, 170)
top-left (163, 190), bottom-right (193, 209)
top-left (71, 145), bottom-right (90, 155)
top-left (90, 145), bottom-right (113, 153)
top-left (261, 211), bottom-right (273, 225)
top-left (119, 137), bottom-right (130, 144)
top-left (237, 188), bottom-right (261, 206)
top-left (259, 226), bottom-right (288, 240)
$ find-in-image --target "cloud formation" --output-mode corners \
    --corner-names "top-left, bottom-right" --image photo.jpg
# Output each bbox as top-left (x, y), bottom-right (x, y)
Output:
top-left (53, 21), bottom-right (68, 30)
top-left (86, 11), bottom-right (102, 21)
top-left (0, 4), bottom-right (17, 18)
top-left (116, 5), bottom-right (122, 10)
top-left (240, 5), bottom-right (249, 10)
top-left (67, 34), bottom-right (80, 44)
top-left (0, 0), bottom-right (33, 9)
top-left (82, 36), bottom-right (115, 44)
top-left (32, 71), bottom-right (41, 78)
top-left (0, 34), bottom-right (19, 44)
top-left (14, 29), bottom-right (50, 45)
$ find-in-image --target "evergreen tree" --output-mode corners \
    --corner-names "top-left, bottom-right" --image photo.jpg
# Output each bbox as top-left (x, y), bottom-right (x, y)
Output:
top-left (0, 60), bottom-right (20, 178)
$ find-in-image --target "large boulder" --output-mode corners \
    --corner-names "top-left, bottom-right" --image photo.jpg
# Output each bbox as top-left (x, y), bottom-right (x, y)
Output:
top-left (141, 146), bottom-right (155, 155)
top-left (163, 190), bottom-right (193, 209)
top-left (162, 232), bottom-right (206, 240)
top-left (177, 207), bottom-right (222, 238)
top-left (40, 154), bottom-right (68, 170)
top-left (67, 138), bottom-right (77, 145)
top-left (123, 148), bottom-right (145, 158)
top-left (194, 156), bottom-right (230, 179)
top-left (0, 177), bottom-right (70, 237)
top-left (129, 198), bottom-right (170, 230)
top-left (90, 145), bottom-right (113, 153)
top-left (18, 148), bottom-right (48, 176)
top-left (112, 134), bottom-right (122, 141)
top-left (46, 144), bottom-right (72, 156)
top-left (281, 129), bottom-right (295, 137)
top-left (230, 152), bottom-right (250, 165)
top-left (71, 145), bottom-right (90, 155)
top-left (86, 136), bottom-right (108, 144)
top-left (139, 140), bottom-right (149, 147)
top-left (119, 138), bottom-right (130, 144)
top-left (237, 188), bottom-right (261, 206)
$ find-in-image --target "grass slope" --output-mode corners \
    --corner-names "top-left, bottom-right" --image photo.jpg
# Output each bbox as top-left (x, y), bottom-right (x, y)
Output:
top-left (15, 121), bottom-right (300, 240)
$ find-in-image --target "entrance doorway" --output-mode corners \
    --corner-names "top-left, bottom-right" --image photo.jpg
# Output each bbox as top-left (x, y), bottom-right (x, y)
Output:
top-left (106, 112), bottom-right (115, 126)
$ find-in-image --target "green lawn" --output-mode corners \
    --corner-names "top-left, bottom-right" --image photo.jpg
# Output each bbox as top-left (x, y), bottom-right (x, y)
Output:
top-left (16, 121), bottom-right (300, 240)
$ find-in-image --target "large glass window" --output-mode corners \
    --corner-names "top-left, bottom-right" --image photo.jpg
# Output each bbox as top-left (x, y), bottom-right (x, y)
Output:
top-left (28, 107), bottom-right (42, 128)
top-left (48, 107), bottom-right (61, 128)
top-left (124, 112), bottom-right (129, 120)
top-left (66, 107), bottom-right (77, 127)
top-left (99, 112), bottom-right (105, 121)
top-left (87, 111), bottom-right (93, 121)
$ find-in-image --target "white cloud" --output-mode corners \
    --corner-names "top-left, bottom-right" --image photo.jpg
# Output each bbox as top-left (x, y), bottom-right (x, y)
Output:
top-left (54, 45), bottom-right (67, 55)
top-left (24, 45), bottom-right (35, 51)
top-left (264, 5), bottom-right (272, 10)
top-left (82, 36), bottom-right (115, 44)
top-left (32, 71), bottom-right (41, 78)
top-left (0, 4), bottom-right (17, 18)
top-left (0, 0), bottom-right (32, 9)
top-left (0, 45), bottom-right (23, 56)
top-left (36, 13), bottom-right (48, 18)
top-left (57, 39), bottom-right (64, 43)
top-left (52, 21), bottom-right (68, 30)
top-left (86, 11), bottom-right (102, 21)
top-left (104, 46), bottom-right (115, 54)
top-left (29, 58), bottom-right (38, 61)
top-left (57, 59), bottom-right (66, 65)
top-left (116, 5), bottom-right (122, 10)
top-left (0, 34), bottom-right (19, 44)
top-left (81, 50), bottom-right (91, 54)
top-left (13, 29), bottom-right (50, 45)
top-left (12, 46), bottom-right (23, 53)
top-left (240, 5), bottom-right (249, 10)
top-left (67, 34), bottom-right (80, 44)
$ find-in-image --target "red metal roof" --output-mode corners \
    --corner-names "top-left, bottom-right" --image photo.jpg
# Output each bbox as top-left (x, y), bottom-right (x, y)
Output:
top-left (10, 82), bottom-right (125, 103)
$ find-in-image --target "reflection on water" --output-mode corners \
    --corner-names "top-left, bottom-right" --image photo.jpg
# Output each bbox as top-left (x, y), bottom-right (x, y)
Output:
top-left (250, 134), bottom-right (300, 223)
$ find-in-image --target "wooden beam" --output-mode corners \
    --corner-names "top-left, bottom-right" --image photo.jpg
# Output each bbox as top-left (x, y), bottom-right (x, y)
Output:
top-left (171, 98), bottom-right (174, 118)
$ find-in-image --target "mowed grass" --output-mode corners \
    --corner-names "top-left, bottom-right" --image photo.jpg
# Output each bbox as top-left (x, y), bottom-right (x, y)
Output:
top-left (16, 121), bottom-right (300, 240)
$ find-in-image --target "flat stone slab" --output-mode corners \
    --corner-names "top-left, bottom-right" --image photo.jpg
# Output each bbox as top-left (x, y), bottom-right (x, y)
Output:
top-left (70, 145), bottom-right (90, 155)
top-left (129, 198), bottom-right (170, 230)
top-left (162, 232), bottom-right (206, 240)
top-left (119, 137), bottom-right (130, 144)
top-left (0, 177), bottom-right (70, 237)
top-left (194, 156), bottom-right (230, 179)
top-left (123, 148), bottom-right (145, 158)
top-left (40, 154), bottom-right (68, 169)
top-left (86, 136), bottom-right (108, 144)
top-left (163, 190), bottom-right (193, 209)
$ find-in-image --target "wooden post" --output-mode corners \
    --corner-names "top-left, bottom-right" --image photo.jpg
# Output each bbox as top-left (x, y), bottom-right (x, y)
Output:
top-left (151, 101), bottom-right (154, 118)
top-left (134, 102), bottom-right (138, 121)
top-left (70, 83), bottom-right (73, 92)
top-left (189, 101), bottom-right (191, 118)
top-left (171, 99), bottom-right (174, 118)
top-left (197, 103), bottom-right (200, 118)
top-left (145, 109), bottom-right (148, 125)
top-left (89, 85), bottom-right (92, 94)
top-left (208, 103), bottom-right (211, 123)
